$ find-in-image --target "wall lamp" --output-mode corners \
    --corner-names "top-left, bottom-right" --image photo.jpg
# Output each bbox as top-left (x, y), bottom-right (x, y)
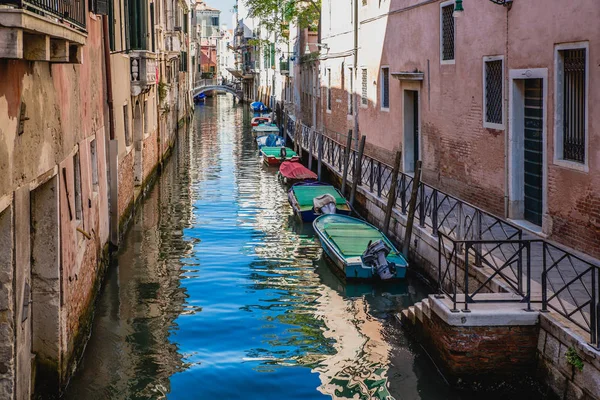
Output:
top-left (453, 0), bottom-right (513, 17)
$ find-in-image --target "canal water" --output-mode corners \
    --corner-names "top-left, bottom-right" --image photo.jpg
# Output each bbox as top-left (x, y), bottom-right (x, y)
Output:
top-left (65, 96), bottom-right (542, 399)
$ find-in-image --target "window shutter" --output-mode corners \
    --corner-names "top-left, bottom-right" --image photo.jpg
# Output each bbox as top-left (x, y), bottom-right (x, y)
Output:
top-left (270, 43), bottom-right (275, 67)
top-left (96, 0), bottom-right (109, 15)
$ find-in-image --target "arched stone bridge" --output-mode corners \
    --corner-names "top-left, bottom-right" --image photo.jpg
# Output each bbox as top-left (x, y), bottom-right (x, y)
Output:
top-left (192, 80), bottom-right (243, 100)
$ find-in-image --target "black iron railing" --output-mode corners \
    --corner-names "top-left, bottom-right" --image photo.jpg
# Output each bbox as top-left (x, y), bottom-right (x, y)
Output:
top-left (282, 113), bottom-right (600, 346)
top-left (438, 232), bottom-right (532, 312)
top-left (0, 0), bottom-right (87, 30)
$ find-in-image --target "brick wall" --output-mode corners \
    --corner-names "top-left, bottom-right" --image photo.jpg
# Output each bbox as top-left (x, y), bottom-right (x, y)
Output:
top-left (118, 150), bottom-right (135, 219)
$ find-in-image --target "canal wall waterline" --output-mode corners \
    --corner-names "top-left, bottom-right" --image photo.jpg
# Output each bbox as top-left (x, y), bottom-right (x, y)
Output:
top-left (286, 125), bottom-right (600, 400)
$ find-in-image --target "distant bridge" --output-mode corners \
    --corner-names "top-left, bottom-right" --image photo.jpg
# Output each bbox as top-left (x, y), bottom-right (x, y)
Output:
top-left (192, 79), bottom-right (243, 100)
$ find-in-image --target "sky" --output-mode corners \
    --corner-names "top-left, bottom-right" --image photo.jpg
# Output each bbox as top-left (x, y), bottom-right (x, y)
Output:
top-left (205, 0), bottom-right (236, 29)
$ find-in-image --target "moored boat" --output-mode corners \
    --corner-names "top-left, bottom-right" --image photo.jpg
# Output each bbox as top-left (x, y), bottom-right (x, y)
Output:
top-left (252, 124), bottom-right (280, 136)
top-left (278, 161), bottom-right (317, 185)
top-left (313, 214), bottom-right (408, 280)
top-left (287, 182), bottom-right (350, 222)
top-left (251, 116), bottom-right (272, 126)
top-left (256, 134), bottom-right (285, 149)
top-left (260, 146), bottom-right (299, 166)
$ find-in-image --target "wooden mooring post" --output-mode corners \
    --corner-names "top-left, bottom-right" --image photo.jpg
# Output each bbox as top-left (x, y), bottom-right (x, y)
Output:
top-left (383, 151), bottom-right (402, 236)
top-left (317, 131), bottom-right (323, 181)
top-left (402, 160), bottom-right (422, 257)
top-left (349, 135), bottom-right (366, 207)
top-left (341, 132), bottom-right (353, 195)
top-left (308, 129), bottom-right (314, 170)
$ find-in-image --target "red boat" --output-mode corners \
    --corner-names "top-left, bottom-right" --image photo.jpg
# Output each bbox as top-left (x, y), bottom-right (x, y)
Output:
top-left (251, 116), bottom-right (272, 126)
top-left (278, 161), bottom-right (317, 184)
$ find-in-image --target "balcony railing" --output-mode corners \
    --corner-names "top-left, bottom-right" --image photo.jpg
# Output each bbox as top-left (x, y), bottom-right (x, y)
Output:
top-left (130, 51), bottom-right (157, 96)
top-left (0, 0), bottom-right (86, 30)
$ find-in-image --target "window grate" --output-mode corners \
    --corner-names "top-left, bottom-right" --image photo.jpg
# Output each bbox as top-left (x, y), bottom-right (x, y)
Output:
top-left (485, 60), bottom-right (502, 124)
top-left (441, 5), bottom-right (454, 61)
top-left (361, 68), bottom-right (367, 106)
top-left (382, 67), bottom-right (390, 108)
top-left (562, 49), bottom-right (586, 163)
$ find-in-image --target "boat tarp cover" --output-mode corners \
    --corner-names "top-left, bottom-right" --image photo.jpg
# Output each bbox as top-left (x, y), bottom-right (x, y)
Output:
top-left (322, 222), bottom-right (392, 257)
top-left (291, 185), bottom-right (346, 207)
top-left (257, 134), bottom-right (284, 147)
top-left (261, 147), bottom-right (297, 158)
top-left (279, 161), bottom-right (317, 180)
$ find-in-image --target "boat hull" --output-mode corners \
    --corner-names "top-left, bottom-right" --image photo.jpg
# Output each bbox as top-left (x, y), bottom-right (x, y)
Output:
top-left (287, 183), bottom-right (351, 222)
top-left (262, 155), bottom-right (299, 166)
top-left (313, 215), bottom-right (407, 280)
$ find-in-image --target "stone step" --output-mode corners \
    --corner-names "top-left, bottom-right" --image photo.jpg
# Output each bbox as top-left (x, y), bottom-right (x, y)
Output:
top-left (406, 305), bottom-right (416, 325)
top-left (422, 298), bottom-right (431, 319)
top-left (414, 302), bottom-right (424, 323)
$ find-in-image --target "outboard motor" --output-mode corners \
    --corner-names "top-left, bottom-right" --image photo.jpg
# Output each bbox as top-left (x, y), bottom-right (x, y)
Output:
top-left (313, 194), bottom-right (337, 215)
top-left (280, 147), bottom-right (287, 161)
top-left (362, 240), bottom-right (397, 280)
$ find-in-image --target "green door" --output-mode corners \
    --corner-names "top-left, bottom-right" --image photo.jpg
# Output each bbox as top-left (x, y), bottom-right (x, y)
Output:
top-left (523, 79), bottom-right (543, 226)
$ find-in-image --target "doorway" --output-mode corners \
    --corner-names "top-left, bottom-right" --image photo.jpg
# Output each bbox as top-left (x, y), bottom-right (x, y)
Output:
top-left (509, 69), bottom-right (547, 229)
top-left (403, 90), bottom-right (419, 173)
top-left (30, 175), bottom-right (61, 393)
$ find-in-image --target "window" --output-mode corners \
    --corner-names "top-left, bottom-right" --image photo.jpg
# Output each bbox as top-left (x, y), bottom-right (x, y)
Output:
top-left (327, 68), bottom-right (332, 111)
top-left (211, 16), bottom-right (219, 26)
top-left (348, 67), bottom-right (353, 115)
top-left (128, 0), bottom-right (148, 50)
top-left (90, 139), bottom-right (98, 190)
top-left (108, 0), bottom-right (115, 51)
top-left (555, 44), bottom-right (588, 166)
top-left (381, 67), bottom-right (390, 109)
top-left (440, 2), bottom-right (455, 62)
top-left (361, 68), bottom-right (367, 106)
top-left (123, 104), bottom-right (131, 147)
top-left (483, 57), bottom-right (503, 128)
top-left (143, 99), bottom-right (149, 135)
top-left (73, 152), bottom-right (82, 221)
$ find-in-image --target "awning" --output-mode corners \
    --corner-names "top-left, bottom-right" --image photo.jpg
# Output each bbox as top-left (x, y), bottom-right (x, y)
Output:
top-left (227, 68), bottom-right (244, 79)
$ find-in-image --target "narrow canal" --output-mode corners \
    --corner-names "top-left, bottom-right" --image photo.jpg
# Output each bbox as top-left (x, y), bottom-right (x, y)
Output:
top-left (65, 96), bottom-right (540, 399)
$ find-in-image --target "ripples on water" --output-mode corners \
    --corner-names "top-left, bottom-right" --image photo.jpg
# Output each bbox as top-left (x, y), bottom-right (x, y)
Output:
top-left (65, 96), bottom-right (542, 400)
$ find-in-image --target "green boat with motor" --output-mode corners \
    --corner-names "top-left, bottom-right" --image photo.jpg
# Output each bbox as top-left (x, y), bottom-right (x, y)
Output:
top-left (287, 182), bottom-right (351, 222)
top-left (313, 214), bottom-right (408, 280)
top-left (260, 146), bottom-right (299, 166)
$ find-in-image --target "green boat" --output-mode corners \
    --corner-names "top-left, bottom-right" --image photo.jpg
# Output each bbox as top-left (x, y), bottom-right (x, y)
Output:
top-left (313, 214), bottom-right (408, 280)
top-left (287, 182), bottom-right (351, 222)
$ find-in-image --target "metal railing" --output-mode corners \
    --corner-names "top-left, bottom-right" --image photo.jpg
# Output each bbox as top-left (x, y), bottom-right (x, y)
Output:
top-left (1, 0), bottom-right (86, 30)
top-left (438, 232), bottom-right (532, 312)
top-left (282, 113), bottom-right (600, 346)
top-left (542, 241), bottom-right (600, 345)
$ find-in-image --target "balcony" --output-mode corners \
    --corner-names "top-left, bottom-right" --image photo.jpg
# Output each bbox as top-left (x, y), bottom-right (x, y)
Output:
top-left (0, 0), bottom-right (86, 61)
top-left (130, 51), bottom-right (157, 96)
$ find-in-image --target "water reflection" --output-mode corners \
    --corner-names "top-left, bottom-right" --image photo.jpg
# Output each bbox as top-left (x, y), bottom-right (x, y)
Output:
top-left (65, 96), bottom-right (541, 400)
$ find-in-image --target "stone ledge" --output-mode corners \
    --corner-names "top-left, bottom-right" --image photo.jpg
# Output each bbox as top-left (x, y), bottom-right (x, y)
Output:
top-left (429, 294), bottom-right (540, 327)
top-left (0, 9), bottom-right (86, 44)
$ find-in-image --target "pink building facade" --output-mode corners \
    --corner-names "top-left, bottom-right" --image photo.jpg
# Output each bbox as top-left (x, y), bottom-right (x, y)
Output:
top-left (319, 0), bottom-right (599, 258)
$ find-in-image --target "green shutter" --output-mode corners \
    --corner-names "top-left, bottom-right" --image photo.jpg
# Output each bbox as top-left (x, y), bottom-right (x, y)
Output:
top-left (270, 43), bottom-right (275, 67)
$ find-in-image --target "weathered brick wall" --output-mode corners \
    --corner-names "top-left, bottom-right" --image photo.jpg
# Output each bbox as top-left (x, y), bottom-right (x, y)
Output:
top-left (142, 129), bottom-right (159, 184)
top-left (422, 312), bottom-right (539, 378)
top-left (118, 150), bottom-right (135, 220)
top-left (537, 314), bottom-right (600, 400)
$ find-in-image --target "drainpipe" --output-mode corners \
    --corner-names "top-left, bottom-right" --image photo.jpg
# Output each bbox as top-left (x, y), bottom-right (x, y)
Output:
top-left (352, 0), bottom-right (359, 149)
top-left (103, 15), bottom-right (119, 247)
top-left (503, 5), bottom-right (510, 219)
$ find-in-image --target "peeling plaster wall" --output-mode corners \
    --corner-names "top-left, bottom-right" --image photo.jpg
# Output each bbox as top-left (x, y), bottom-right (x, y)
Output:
top-left (0, 16), bottom-right (110, 397)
